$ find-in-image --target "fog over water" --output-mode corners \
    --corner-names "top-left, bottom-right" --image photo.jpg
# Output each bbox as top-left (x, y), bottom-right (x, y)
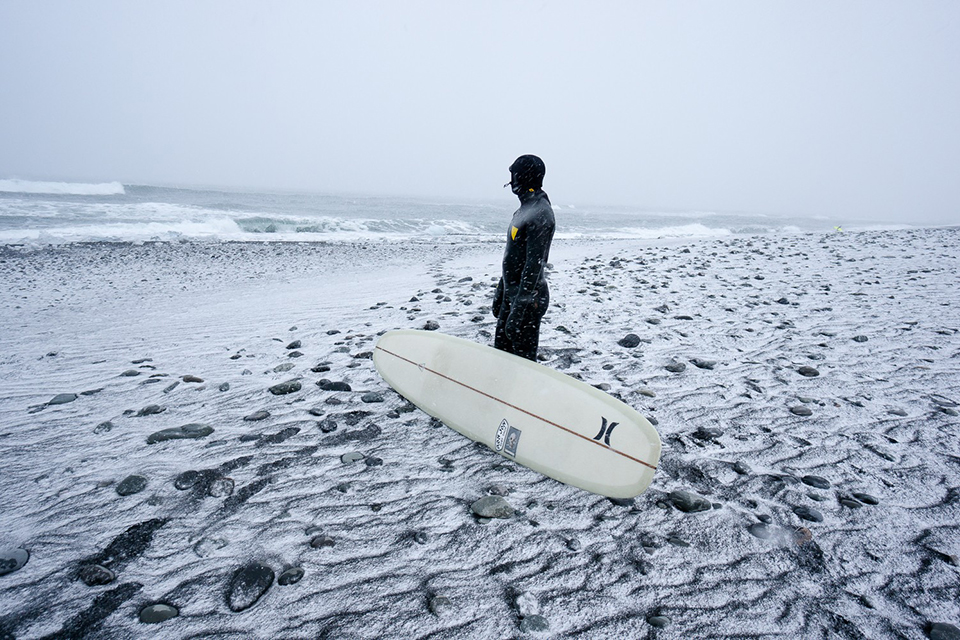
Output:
top-left (1, 1), bottom-right (958, 224)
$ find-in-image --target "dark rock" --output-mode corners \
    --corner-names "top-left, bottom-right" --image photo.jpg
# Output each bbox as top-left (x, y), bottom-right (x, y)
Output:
top-left (208, 477), bottom-right (235, 498)
top-left (361, 392), bottom-right (384, 403)
top-left (423, 320), bottom-right (440, 331)
top-left (0, 547), bottom-right (29, 576)
top-left (79, 564), bottom-right (115, 586)
top-left (364, 456), bottom-right (383, 467)
top-left (286, 340), bottom-right (301, 350)
top-left (218, 382), bottom-right (230, 392)
top-left (648, 615), bottom-right (672, 628)
top-left (48, 393), bottom-right (78, 405)
top-left (226, 562), bottom-right (275, 612)
top-left (929, 622), bottom-right (960, 640)
top-left (341, 452), bottom-right (364, 464)
top-left (136, 404), bottom-right (165, 417)
top-left (146, 423), bottom-right (214, 444)
top-left (116, 475), bottom-right (148, 496)
top-left (317, 379), bottom-right (351, 392)
top-left (852, 335), bottom-right (869, 343)
top-left (776, 297), bottom-right (790, 305)
top-left (139, 603), bottom-right (179, 624)
top-left (668, 490), bottom-right (712, 513)
top-left (269, 379), bottom-right (301, 395)
top-left (162, 381), bottom-right (179, 393)
top-left (798, 366), bottom-right (820, 377)
top-left (310, 535), bottom-right (336, 548)
top-left (839, 498), bottom-right (864, 509)
top-left (665, 360), bottom-right (686, 373)
top-left (852, 492), bottom-right (879, 505)
top-left (120, 369), bottom-right (140, 377)
top-left (733, 460), bottom-right (752, 475)
top-left (174, 470), bottom-right (201, 490)
top-left (801, 475), bottom-right (831, 489)
top-left (182, 375), bottom-right (204, 383)
top-left (93, 421), bottom-right (114, 434)
top-left (691, 358), bottom-right (717, 370)
top-left (747, 523), bottom-right (772, 539)
top-left (277, 567), bottom-right (304, 585)
top-left (793, 505), bottom-right (824, 522)
top-left (244, 410), bottom-right (270, 421)
top-left (692, 426), bottom-right (723, 441)
top-left (790, 406), bottom-right (813, 416)
top-left (311, 364), bottom-right (331, 373)
top-left (520, 615), bottom-right (549, 633)
top-left (618, 334), bottom-right (641, 348)
top-left (471, 496), bottom-right (515, 519)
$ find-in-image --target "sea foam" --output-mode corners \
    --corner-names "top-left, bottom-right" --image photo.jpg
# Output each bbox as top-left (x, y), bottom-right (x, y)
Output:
top-left (0, 179), bottom-right (125, 196)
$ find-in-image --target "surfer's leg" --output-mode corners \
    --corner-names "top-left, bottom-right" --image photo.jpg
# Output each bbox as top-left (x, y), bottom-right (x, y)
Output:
top-left (494, 299), bottom-right (512, 353)
top-left (512, 287), bottom-right (549, 361)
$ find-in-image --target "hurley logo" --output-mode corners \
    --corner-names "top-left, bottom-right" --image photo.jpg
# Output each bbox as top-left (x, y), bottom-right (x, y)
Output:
top-left (592, 417), bottom-right (619, 446)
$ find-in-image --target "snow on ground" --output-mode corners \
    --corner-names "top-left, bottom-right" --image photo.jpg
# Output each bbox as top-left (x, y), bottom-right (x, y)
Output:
top-left (0, 229), bottom-right (958, 639)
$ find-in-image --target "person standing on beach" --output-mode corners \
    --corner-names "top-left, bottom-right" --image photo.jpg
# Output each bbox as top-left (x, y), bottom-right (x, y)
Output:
top-left (492, 154), bottom-right (555, 361)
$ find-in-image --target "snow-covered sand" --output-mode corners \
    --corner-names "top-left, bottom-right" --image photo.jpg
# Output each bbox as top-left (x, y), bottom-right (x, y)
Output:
top-left (1, 228), bottom-right (958, 639)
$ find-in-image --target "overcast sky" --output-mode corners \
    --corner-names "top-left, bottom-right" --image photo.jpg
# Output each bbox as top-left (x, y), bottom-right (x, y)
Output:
top-left (1, 1), bottom-right (958, 222)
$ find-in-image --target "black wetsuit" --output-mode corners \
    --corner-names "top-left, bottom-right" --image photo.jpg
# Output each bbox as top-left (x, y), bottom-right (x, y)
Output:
top-left (493, 188), bottom-right (555, 360)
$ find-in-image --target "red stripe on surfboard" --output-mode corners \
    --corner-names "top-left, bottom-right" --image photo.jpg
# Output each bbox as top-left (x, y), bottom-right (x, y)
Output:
top-left (375, 345), bottom-right (657, 471)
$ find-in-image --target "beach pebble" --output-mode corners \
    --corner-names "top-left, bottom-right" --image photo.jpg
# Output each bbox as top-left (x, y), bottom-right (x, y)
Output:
top-left (691, 358), bottom-right (716, 370)
top-left (519, 615), bottom-right (550, 633)
top-left (244, 410), bottom-right (270, 421)
top-left (310, 534), bottom-right (336, 548)
top-left (747, 523), bottom-right (773, 540)
top-left (286, 340), bottom-right (301, 349)
top-left (269, 379), bottom-right (301, 395)
top-left (120, 369), bottom-right (140, 377)
top-left (361, 392), bottom-right (384, 403)
top-left (733, 461), bottom-right (752, 475)
top-left (801, 475), bottom-right (831, 489)
top-left (136, 404), bottom-right (165, 416)
top-left (208, 477), bottom-right (235, 498)
top-left (852, 492), bottom-right (879, 505)
top-left (364, 456), bottom-right (383, 467)
top-left (182, 375), bottom-right (204, 383)
top-left (341, 452), bottom-right (364, 464)
top-left (648, 615), bottom-right (672, 628)
top-left (277, 567), bottom-right (304, 586)
top-left (665, 360), bottom-right (686, 373)
top-left (273, 362), bottom-right (295, 372)
top-left (776, 297), bottom-right (790, 305)
top-left (429, 595), bottom-right (455, 617)
top-left (887, 407), bottom-right (906, 416)
top-left (852, 335), bottom-right (869, 343)
top-left (147, 423), bottom-right (214, 444)
top-left (645, 317), bottom-right (661, 325)
top-left (638, 388), bottom-right (656, 398)
top-left (618, 334), bottom-right (641, 348)
top-left (929, 622), bottom-right (960, 640)
top-left (193, 537), bottom-right (228, 558)
top-left (218, 382), bottom-right (230, 392)
top-left (790, 406), bottom-right (813, 416)
top-left (692, 426), bottom-right (723, 441)
top-left (516, 591), bottom-right (540, 617)
top-left (668, 490), bottom-right (712, 513)
top-left (839, 497), bottom-right (863, 509)
top-left (163, 381), bottom-right (179, 393)
top-left (48, 393), bottom-right (78, 405)
top-left (139, 604), bottom-right (179, 624)
top-left (0, 548), bottom-right (29, 576)
top-left (116, 474), bottom-right (148, 496)
top-left (227, 562), bottom-right (275, 612)
top-left (78, 563), bottom-right (115, 586)
top-left (174, 470), bottom-right (201, 490)
top-left (797, 366), bottom-right (820, 377)
top-left (423, 320), bottom-right (440, 331)
top-left (318, 380), bottom-right (351, 392)
top-left (793, 505), bottom-right (824, 522)
top-left (471, 496), bottom-right (515, 519)
top-left (93, 421), bottom-right (114, 434)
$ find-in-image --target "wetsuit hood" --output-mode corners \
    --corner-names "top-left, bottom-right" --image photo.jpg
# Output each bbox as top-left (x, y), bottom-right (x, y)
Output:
top-left (509, 155), bottom-right (545, 196)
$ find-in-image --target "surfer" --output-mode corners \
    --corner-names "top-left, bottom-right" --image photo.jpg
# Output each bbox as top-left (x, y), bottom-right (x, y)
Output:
top-left (492, 154), bottom-right (555, 361)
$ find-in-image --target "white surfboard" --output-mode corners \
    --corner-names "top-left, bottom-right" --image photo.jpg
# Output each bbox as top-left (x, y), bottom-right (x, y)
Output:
top-left (373, 330), bottom-right (661, 499)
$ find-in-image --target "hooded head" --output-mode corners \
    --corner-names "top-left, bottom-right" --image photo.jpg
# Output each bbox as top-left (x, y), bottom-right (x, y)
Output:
top-left (508, 155), bottom-right (545, 196)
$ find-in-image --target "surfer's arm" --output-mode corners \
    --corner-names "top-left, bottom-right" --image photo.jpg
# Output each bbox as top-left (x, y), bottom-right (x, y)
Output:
top-left (493, 278), bottom-right (504, 317)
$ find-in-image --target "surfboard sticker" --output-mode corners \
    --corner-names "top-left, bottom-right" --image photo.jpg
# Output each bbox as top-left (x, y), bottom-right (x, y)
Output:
top-left (495, 419), bottom-right (509, 452)
top-left (504, 426), bottom-right (522, 457)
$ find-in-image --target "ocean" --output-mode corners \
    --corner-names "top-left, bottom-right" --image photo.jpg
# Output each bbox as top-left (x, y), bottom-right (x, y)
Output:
top-left (0, 179), bottom-right (905, 245)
